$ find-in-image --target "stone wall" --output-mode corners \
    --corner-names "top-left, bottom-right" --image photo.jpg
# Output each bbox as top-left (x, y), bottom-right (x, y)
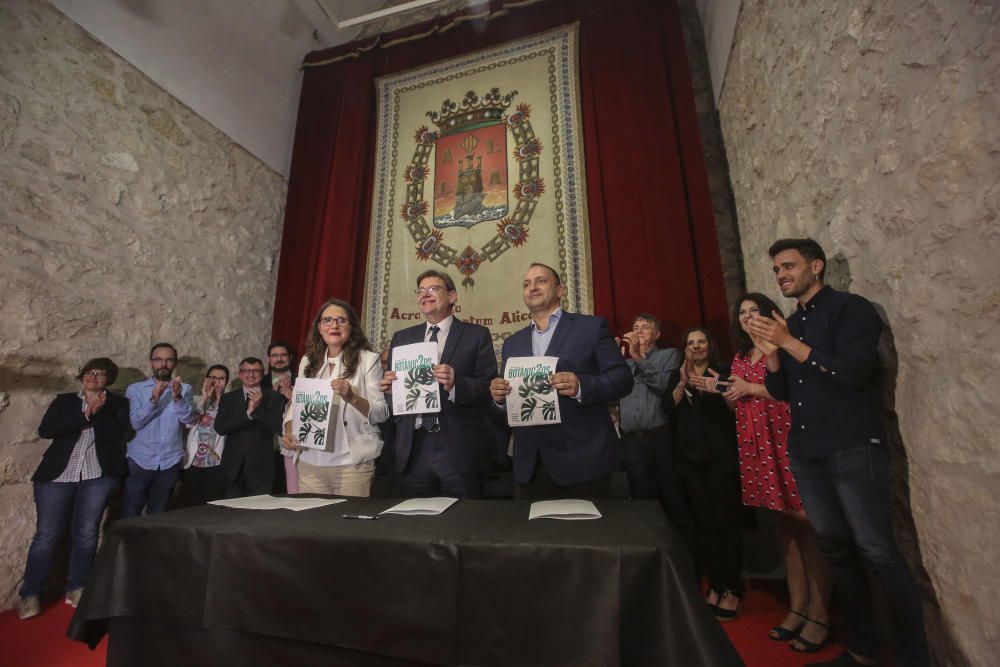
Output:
top-left (718, 1), bottom-right (998, 664)
top-left (678, 0), bottom-right (745, 311)
top-left (0, 0), bottom-right (287, 608)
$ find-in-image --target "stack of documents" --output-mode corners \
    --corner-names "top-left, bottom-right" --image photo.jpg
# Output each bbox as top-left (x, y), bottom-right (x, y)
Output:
top-left (380, 497), bottom-right (458, 516)
top-left (528, 499), bottom-right (602, 520)
top-left (209, 495), bottom-right (346, 511)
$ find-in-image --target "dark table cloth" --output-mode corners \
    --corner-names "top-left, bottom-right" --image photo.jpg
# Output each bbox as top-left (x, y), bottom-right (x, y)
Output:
top-left (69, 498), bottom-right (743, 666)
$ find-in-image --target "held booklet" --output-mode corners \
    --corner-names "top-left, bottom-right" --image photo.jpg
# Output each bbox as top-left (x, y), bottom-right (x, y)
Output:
top-left (504, 356), bottom-right (561, 427)
top-left (290, 378), bottom-right (341, 450)
top-left (391, 342), bottom-right (441, 416)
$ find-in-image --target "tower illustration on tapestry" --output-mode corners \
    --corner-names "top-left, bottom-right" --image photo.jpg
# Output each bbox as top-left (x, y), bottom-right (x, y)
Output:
top-left (433, 116), bottom-right (507, 226)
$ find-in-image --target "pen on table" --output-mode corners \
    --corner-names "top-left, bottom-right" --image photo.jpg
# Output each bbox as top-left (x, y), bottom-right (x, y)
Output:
top-left (342, 513), bottom-right (379, 520)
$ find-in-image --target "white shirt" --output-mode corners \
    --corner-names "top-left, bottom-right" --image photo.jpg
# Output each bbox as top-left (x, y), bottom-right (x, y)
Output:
top-left (416, 315), bottom-right (457, 429)
top-left (426, 314), bottom-right (453, 351)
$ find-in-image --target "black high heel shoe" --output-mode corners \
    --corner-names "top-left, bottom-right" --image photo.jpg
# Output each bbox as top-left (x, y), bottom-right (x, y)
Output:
top-left (713, 590), bottom-right (743, 622)
top-left (769, 609), bottom-right (807, 641)
top-left (789, 616), bottom-right (832, 653)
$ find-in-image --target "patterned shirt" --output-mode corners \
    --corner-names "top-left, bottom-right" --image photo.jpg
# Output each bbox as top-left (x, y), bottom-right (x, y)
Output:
top-left (191, 407), bottom-right (221, 468)
top-left (53, 392), bottom-right (102, 482)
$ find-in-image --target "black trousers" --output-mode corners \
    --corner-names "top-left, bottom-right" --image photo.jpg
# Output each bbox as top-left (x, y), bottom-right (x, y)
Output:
top-left (180, 465), bottom-right (225, 506)
top-left (674, 459), bottom-right (743, 592)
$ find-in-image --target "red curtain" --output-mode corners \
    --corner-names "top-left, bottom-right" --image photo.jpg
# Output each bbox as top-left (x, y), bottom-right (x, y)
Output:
top-left (272, 0), bottom-right (731, 355)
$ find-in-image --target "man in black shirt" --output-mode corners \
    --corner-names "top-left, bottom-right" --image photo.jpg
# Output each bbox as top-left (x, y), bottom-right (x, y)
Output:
top-left (748, 238), bottom-right (927, 667)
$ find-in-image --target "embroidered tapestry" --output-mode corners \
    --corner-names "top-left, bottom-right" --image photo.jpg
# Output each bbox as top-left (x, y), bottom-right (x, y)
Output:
top-left (363, 24), bottom-right (590, 352)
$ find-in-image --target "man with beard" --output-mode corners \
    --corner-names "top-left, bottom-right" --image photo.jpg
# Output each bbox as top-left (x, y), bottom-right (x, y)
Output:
top-left (123, 343), bottom-right (195, 517)
top-left (379, 270), bottom-right (497, 498)
top-left (748, 238), bottom-right (928, 667)
top-left (490, 263), bottom-right (633, 499)
top-left (262, 341), bottom-right (295, 401)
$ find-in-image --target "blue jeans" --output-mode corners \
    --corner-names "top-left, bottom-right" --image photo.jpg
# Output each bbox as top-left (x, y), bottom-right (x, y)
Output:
top-left (20, 476), bottom-right (119, 598)
top-left (791, 444), bottom-right (928, 666)
top-left (122, 459), bottom-right (181, 518)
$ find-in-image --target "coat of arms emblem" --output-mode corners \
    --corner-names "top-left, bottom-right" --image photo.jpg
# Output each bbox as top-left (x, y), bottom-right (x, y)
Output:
top-left (402, 88), bottom-right (544, 287)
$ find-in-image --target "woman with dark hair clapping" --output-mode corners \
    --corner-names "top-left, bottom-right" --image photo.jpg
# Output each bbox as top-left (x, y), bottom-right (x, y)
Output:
top-left (181, 364), bottom-right (229, 506)
top-left (697, 293), bottom-right (831, 652)
top-left (18, 357), bottom-right (129, 620)
top-left (670, 327), bottom-right (745, 622)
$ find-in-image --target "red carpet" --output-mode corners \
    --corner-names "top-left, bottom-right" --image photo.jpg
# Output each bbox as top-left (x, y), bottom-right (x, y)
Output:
top-left (720, 579), bottom-right (845, 667)
top-left (0, 599), bottom-right (105, 667)
top-left (0, 580), bottom-right (844, 666)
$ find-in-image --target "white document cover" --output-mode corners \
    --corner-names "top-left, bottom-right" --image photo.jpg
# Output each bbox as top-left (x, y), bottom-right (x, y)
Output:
top-left (291, 378), bottom-right (341, 450)
top-left (504, 356), bottom-right (561, 427)
top-left (391, 342), bottom-right (441, 416)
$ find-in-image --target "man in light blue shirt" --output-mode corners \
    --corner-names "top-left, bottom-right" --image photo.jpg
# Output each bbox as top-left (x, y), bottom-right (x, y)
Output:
top-left (122, 342), bottom-right (195, 518)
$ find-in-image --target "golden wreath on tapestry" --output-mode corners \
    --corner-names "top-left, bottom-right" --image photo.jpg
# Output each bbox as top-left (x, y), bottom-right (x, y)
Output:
top-left (364, 24), bottom-right (591, 354)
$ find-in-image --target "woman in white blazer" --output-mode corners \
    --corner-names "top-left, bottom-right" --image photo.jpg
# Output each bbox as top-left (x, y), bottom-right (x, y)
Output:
top-left (281, 298), bottom-right (388, 496)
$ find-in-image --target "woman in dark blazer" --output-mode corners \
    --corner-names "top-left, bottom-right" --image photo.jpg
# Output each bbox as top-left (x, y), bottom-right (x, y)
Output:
top-left (17, 357), bottom-right (130, 620)
top-left (669, 327), bottom-right (745, 622)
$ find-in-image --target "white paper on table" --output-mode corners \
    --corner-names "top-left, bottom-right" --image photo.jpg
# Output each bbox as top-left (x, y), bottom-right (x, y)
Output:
top-left (379, 497), bottom-right (458, 516)
top-left (504, 356), bottom-right (561, 427)
top-left (391, 342), bottom-right (441, 416)
top-left (290, 378), bottom-right (341, 450)
top-left (528, 499), bottom-right (602, 520)
top-left (209, 495), bottom-right (348, 511)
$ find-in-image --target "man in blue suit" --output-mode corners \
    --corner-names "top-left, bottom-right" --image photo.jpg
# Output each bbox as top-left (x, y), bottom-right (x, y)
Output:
top-left (490, 263), bottom-right (633, 499)
top-left (379, 270), bottom-right (498, 498)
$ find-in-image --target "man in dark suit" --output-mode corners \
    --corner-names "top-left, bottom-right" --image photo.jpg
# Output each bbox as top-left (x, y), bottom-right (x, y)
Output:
top-left (490, 263), bottom-right (633, 499)
top-left (214, 357), bottom-right (285, 498)
top-left (379, 270), bottom-right (498, 498)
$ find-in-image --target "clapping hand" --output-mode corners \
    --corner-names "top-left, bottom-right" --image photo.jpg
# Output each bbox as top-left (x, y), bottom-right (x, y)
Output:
top-left (84, 390), bottom-right (107, 418)
top-left (150, 379), bottom-right (169, 403)
top-left (689, 368), bottom-right (727, 394)
top-left (171, 376), bottom-right (183, 400)
top-left (746, 312), bottom-right (790, 349)
top-left (275, 376), bottom-right (293, 401)
top-left (722, 376), bottom-right (756, 401)
top-left (245, 386), bottom-right (263, 413)
top-left (621, 332), bottom-right (642, 361)
top-left (678, 347), bottom-right (696, 388)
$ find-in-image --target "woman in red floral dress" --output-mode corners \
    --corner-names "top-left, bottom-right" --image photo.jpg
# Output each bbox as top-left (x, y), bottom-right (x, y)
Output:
top-left (699, 293), bottom-right (832, 653)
